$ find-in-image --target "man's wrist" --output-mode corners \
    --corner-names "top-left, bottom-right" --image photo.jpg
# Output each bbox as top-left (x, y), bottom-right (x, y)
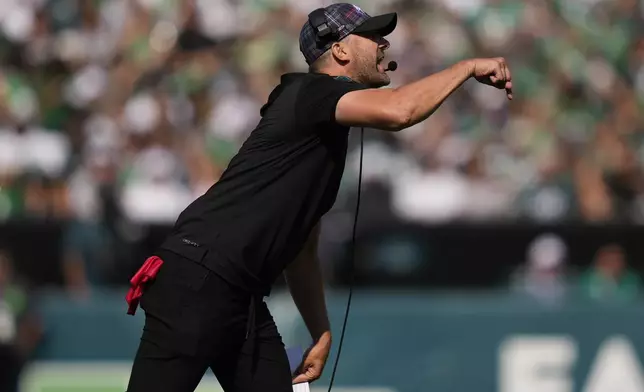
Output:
top-left (458, 59), bottom-right (475, 78)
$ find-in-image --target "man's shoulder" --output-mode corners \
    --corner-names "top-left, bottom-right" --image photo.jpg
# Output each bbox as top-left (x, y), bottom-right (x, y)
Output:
top-left (262, 73), bottom-right (365, 113)
top-left (297, 75), bottom-right (370, 107)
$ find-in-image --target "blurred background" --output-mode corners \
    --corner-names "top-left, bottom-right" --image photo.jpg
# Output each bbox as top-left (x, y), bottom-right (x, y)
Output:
top-left (0, 0), bottom-right (644, 390)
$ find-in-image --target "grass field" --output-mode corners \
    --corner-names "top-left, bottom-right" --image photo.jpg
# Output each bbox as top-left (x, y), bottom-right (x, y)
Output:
top-left (19, 362), bottom-right (222, 392)
top-left (19, 361), bottom-right (397, 392)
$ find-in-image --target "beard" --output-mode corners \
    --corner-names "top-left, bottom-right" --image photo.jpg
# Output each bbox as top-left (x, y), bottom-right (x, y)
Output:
top-left (351, 51), bottom-right (391, 88)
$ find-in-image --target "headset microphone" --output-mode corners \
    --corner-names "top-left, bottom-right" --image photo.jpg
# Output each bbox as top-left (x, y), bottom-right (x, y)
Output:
top-left (384, 61), bottom-right (398, 72)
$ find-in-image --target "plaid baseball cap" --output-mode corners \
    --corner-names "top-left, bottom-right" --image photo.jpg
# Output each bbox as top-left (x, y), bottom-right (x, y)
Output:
top-left (299, 3), bottom-right (397, 65)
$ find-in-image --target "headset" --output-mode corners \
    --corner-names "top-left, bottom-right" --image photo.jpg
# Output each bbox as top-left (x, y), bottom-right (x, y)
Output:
top-left (308, 8), bottom-right (340, 46)
top-left (307, 10), bottom-right (396, 392)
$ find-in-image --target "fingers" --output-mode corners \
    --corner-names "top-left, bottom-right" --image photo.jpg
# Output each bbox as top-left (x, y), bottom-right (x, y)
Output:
top-left (494, 58), bottom-right (505, 83)
top-left (292, 370), bottom-right (321, 384)
top-left (292, 362), bottom-right (323, 384)
top-left (502, 59), bottom-right (511, 82)
top-left (498, 58), bottom-right (513, 99)
top-left (293, 374), bottom-right (310, 384)
top-left (495, 58), bottom-right (509, 86)
top-left (490, 57), bottom-right (513, 99)
top-left (486, 59), bottom-right (505, 86)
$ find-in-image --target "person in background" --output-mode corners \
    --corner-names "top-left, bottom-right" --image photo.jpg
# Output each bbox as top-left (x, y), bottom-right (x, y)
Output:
top-left (510, 233), bottom-right (569, 305)
top-left (578, 244), bottom-right (642, 302)
top-left (0, 250), bottom-right (43, 392)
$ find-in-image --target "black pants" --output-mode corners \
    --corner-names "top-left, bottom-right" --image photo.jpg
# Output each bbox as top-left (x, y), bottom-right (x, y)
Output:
top-left (0, 344), bottom-right (22, 392)
top-left (126, 250), bottom-right (292, 392)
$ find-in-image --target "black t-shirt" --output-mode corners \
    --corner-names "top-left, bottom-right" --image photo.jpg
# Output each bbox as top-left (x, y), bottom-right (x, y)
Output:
top-left (161, 72), bottom-right (368, 295)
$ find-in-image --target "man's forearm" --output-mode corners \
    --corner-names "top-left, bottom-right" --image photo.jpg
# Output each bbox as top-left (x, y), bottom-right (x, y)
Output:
top-left (392, 60), bottom-right (474, 129)
top-left (336, 58), bottom-right (511, 132)
top-left (284, 226), bottom-right (330, 341)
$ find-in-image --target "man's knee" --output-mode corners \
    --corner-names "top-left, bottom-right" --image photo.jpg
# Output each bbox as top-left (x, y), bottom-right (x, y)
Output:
top-left (214, 338), bottom-right (292, 392)
top-left (127, 339), bottom-right (208, 392)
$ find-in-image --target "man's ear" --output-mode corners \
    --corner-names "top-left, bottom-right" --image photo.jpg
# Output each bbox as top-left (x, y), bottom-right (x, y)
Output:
top-left (330, 40), bottom-right (351, 63)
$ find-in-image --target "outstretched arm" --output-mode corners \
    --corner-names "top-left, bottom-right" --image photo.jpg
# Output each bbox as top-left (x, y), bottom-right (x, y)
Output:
top-left (335, 57), bottom-right (513, 131)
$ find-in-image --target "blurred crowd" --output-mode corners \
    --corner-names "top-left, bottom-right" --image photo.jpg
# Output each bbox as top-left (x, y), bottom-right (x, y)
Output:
top-left (0, 0), bottom-right (643, 227)
top-left (344, 0), bottom-right (644, 225)
top-left (0, 0), bottom-right (642, 288)
top-left (0, 1), bottom-right (642, 387)
top-left (511, 235), bottom-right (642, 306)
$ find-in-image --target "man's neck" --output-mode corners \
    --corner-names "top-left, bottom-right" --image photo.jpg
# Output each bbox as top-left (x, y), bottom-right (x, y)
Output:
top-left (314, 66), bottom-right (353, 81)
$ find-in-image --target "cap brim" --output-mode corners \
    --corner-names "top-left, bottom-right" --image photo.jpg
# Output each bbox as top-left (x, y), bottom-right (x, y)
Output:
top-left (352, 12), bottom-right (397, 37)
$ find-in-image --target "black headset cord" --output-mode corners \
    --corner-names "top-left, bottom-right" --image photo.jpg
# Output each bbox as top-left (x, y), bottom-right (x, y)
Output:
top-left (327, 127), bottom-right (364, 392)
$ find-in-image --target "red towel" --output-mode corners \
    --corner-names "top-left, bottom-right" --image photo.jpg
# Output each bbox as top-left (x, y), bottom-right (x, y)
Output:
top-left (126, 256), bottom-right (164, 315)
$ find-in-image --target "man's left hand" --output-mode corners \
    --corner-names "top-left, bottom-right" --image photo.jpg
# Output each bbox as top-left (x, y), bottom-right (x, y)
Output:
top-left (292, 332), bottom-right (332, 384)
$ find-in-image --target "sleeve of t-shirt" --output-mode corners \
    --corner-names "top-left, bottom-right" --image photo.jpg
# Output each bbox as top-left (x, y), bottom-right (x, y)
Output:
top-left (295, 76), bottom-right (369, 129)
